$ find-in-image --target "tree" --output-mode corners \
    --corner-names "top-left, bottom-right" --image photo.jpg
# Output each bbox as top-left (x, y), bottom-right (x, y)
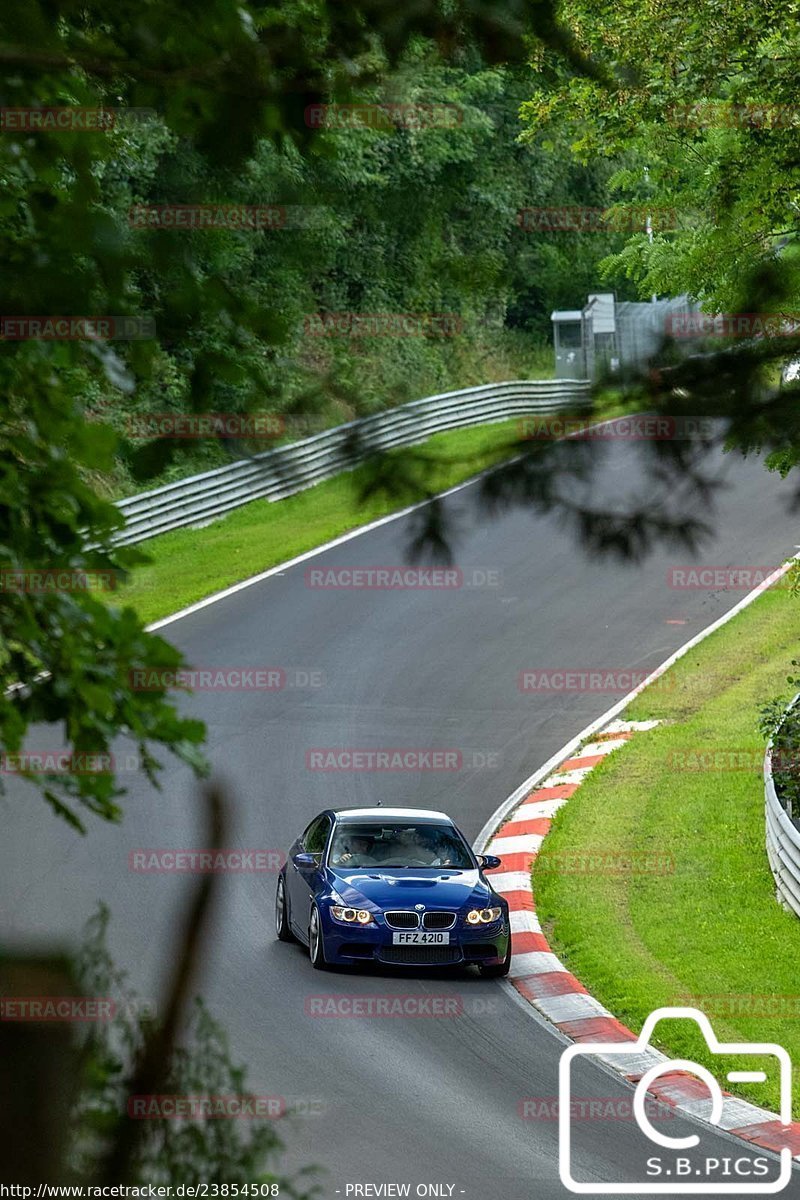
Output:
top-left (0, 0), bottom-right (607, 827)
top-left (2, 784), bottom-right (318, 1189)
top-left (73, 905), bottom-right (317, 1191)
top-left (521, 0), bottom-right (800, 312)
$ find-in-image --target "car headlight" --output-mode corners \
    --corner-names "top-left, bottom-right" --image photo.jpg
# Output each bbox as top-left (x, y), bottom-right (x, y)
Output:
top-left (331, 905), bottom-right (373, 925)
top-left (466, 906), bottom-right (503, 925)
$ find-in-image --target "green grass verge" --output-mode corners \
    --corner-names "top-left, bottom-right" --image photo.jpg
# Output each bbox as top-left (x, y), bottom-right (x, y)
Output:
top-left (535, 583), bottom-right (800, 1115)
top-left (112, 417), bottom-right (530, 626)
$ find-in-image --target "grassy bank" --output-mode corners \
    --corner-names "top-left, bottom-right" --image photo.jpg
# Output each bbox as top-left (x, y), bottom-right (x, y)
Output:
top-left (535, 583), bottom-right (800, 1115)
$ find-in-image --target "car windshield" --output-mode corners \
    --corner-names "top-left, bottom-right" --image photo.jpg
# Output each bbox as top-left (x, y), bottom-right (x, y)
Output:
top-left (328, 822), bottom-right (474, 869)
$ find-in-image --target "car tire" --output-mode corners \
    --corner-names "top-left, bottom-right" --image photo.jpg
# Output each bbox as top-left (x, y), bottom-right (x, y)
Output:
top-left (275, 875), bottom-right (295, 943)
top-left (308, 904), bottom-right (328, 970)
top-left (478, 940), bottom-right (511, 979)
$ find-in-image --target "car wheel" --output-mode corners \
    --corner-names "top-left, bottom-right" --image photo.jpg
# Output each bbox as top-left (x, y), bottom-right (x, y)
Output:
top-left (308, 904), bottom-right (327, 970)
top-left (478, 940), bottom-right (511, 979)
top-left (275, 875), bottom-right (294, 943)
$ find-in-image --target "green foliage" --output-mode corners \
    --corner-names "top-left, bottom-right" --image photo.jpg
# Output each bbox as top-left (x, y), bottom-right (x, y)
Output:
top-left (758, 692), bottom-right (800, 821)
top-left (72, 905), bottom-right (318, 1191)
top-left (67, 57), bottom-right (622, 494)
top-left (522, 0), bottom-right (800, 313)
top-left (756, 562), bottom-right (800, 818)
top-left (0, 387), bottom-right (208, 830)
top-left (0, 1), bottom-right (626, 825)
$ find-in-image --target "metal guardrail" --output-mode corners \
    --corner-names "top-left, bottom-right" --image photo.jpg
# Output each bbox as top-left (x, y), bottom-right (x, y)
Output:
top-left (765, 694), bottom-right (800, 917)
top-left (113, 379), bottom-right (590, 545)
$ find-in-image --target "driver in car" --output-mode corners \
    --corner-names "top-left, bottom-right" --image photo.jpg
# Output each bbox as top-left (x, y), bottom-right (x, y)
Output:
top-left (331, 834), bottom-right (380, 866)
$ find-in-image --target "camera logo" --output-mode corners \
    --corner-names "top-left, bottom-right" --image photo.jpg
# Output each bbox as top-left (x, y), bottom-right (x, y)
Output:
top-left (559, 1007), bottom-right (793, 1193)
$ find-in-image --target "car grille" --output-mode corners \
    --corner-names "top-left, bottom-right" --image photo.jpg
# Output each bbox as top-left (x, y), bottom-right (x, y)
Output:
top-left (421, 911), bottom-right (456, 930)
top-left (380, 946), bottom-right (462, 965)
top-left (384, 911), bottom-right (420, 929)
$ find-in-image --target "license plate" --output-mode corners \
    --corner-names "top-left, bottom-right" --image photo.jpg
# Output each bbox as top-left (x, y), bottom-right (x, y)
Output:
top-left (392, 931), bottom-right (450, 945)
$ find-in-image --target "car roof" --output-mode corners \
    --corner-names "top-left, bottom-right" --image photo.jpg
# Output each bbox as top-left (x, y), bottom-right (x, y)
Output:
top-left (332, 807), bottom-right (452, 823)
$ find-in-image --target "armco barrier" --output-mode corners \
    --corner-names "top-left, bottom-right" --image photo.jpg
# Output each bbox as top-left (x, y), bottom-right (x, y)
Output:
top-left (765, 694), bottom-right (800, 918)
top-left (113, 379), bottom-right (589, 545)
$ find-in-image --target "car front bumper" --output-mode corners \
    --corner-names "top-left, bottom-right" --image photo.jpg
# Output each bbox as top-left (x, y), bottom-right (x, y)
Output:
top-left (321, 916), bottom-right (509, 967)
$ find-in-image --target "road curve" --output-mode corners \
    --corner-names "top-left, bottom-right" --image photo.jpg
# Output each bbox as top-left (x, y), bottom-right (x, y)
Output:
top-left (3, 434), bottom-right (800, 1198)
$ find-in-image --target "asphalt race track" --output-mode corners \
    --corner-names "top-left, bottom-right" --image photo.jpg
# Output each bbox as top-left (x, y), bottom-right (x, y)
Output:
top-left (4, 434), bottom-right (800, 1198)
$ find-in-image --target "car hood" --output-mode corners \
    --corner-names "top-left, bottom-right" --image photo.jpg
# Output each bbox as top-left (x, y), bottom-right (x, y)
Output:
top-left (327, 867), bottom-right (496, 910)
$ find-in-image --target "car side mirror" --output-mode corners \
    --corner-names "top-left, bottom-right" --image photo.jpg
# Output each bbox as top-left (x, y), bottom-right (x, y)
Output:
top-left (293, 852), bottom-right (319, 869)
top-left (477, 854), bottom-right (501, 870)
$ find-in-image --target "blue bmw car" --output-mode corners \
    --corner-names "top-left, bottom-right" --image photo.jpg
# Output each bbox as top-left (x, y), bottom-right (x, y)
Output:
top-left (275, 806), bottom-right (510, 975)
